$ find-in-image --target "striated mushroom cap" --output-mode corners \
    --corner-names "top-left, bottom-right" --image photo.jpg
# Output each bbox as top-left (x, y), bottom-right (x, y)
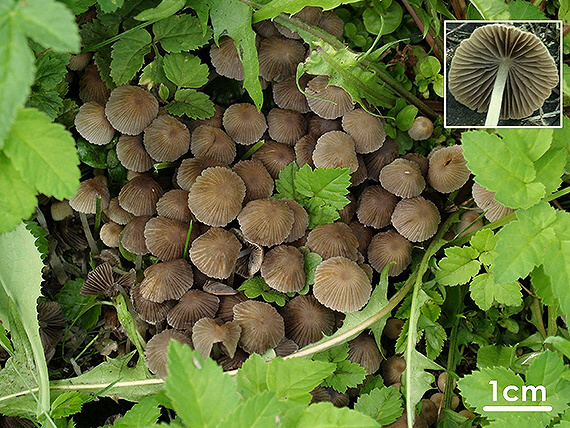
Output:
top-left (363, 138), bottom-right (399, 181)
top-left (144, 217), bottom-right (195, 261)
top-left (342, 109), bottom-right (386, 154)
top-left (282, 198), bottom-right (309, 242)
top-left (472, 182), bottom-right (515, 222)
top-left (139, 258), bottom-right (193, 303)
top-left (238, 198), bottom-right (295, 246)
top-left (105, 85), bottom-right (159, 135)
top-left (305, 75), bottom-right (354, 119)
top-left (272, 75), bottom-right (311, 113)
top-left (408, 117), bottom-right (433, 141)
top-left (233, 160), bottom-right (274, 203)
top-left (69, 178), bottom-right (110, 214)
top-left (261, 245), bottom-right (306, 293)
top-left (116, 134), bottom-right (154, 172)
top-left (79, 64), bottom-right (110, 105)
top-left (306, 222), bottom-right (360, 261)
top-left (251, 140), bottom-right (295, 178)
top-left (131, 284), bottom-right (177, 325)
top-left (233, 300), bottom-right (285, 354)
top-left (75, 102), bottom-right (115, 146)
top-left (348, 333), bottom-right (383, 374)
top-left (118, 175), bottom-right (163, 216)
top-left (367, 230), bottom-right (412, 276)
top-left (313, 131), bottom-right (359, 173)
top-left (107, 197), bottom-right (135, 225)
top-left (192, 317), bottom-right (242, 359)
top-left (223, 103), bottom-right (267, 145)
top-left (176, 157), bottom-right (225, 191)
top-left (427, 145), bottom-right (470, 193)
top-left (100, 222), bottom-right (122, 248)
top-left (191, 125), bottom-right (236, 165)
top-left (391, 197), bottom-right (440, 242)
top-left (121, 216), bottom-right (151, 255)
top-left (209, 37), bottom-right (244, 80)
top-left (258, 37), bottom-right (306, 82)
top-left (281, 295), bottom-right (335, 347)
top-left (156, 189), bottom-right (193, 223)
top-left (267, 108), bottom-right (307, 146)
top-left (167, 289), bottom-right (220, 330)
top-left (190, 227), bottom-right (241, 279)
top-left (356, 185), bottom-right (398, 229)
top-left (143, 115), bottom-right (190, 162)
top-left (145, 329), bottom-right (192, 378)
top-left (380, 158), bottom-right (426, 198)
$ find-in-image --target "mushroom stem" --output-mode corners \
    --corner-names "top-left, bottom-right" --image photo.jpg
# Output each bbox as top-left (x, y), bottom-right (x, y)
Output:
top-left (79, 212), bottom-right (99, 255)
top-left (485, 61), bottom-right (511, 127)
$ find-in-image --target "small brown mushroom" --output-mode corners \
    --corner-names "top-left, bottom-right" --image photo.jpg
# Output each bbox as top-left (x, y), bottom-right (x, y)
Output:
top-left (75, 102), bottom-right (115, 146)
top-left (118, 175), bottom-right (163, 216)
top-left (191, 125), bottom-right (236, 165)
top-left (105, 85), bottom-right (159, 135)
top-left (143, 115), bottom-right (190, 162)
top-left (391, 197), bottom-right (440, 242)
top-left (232, 300), bottom-right (285, 354)
top-left (222, 103), bottom-right (267, 145)
top-left (281, 295), bottom-right (335, 347)
top-left (145, 329), bottom-right (192, 378)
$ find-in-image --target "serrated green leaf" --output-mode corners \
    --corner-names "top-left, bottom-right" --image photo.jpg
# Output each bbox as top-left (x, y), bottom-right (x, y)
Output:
top-left (227, 391), bottom-right (281, 428)
top-left (3, 108), bottom-right (80, 200)
top-left (267, 357), bottom-right (336, 404)
top-left (534, 147), bottom-right (566, 196)
top-left (163, 53), bottom-right (209, 88)
top-left (508, 0), bottom-right (546, 19)
top-left (135, 0), bottom-right (184, 21)
top-left (295, 165), bottom-right (351, 210)
top-left (14, 0), bottom-right (80, 52)
top-left (494, 202), bottom-right (557, 284)
top-left (543, 210), bottom-right (570, 320)
top-left (531, 266), bottom-right (558, 308)
top-left (0, 16), bottom-right (35, 148)
top-left (296, 402), bottom-right (380, 428)
top-left (470, 228), bottom-right (499, 253)
top-left (424, 322), bottom-right (446, 360)
top-left (354, 386), bottom-right (403, 425)
top-left (469, 0), bottom-right (510, 19)
top-left (275, 161), bottom-right (300, 201)
top-left (165, 89), bottom-right (216, 119)
top-left (153, 14), bottom-right (212, 53)
top-left (165, 341), bottom-right (239, 427)
top-left (110, 28), bottom-right (152, 85)
top-left (322, 359), bottom-right (367, 393)
top-left (470, 273), bottom-right (522, 311)
top-left (304, 201), bottom-right (341, 229)
top-left (402, 349), bottom-right (441, 412)
top-left (33, 51), bottom-right (70, 91)
top-left (98, 0), bottom-right (125, 13)
top-left (313, 343), bottom-right (349, 363)
top-left (24, 220), bottom-right (48, 261)
top-left (500, 129), bottom-right (552, 163)
top-left (477, 345), bottom-right (515, 369)
top-left (139, 55), bottom-right (169, 90)
top-left (462, 130), bottom-right (544, 209)
top-left (299, 246), bottom-right (322, 285)
top-left (237, 353), bottom-right (268, 399)
top-left (50, 391), bottom-right (90, 419)
top-left (27, 91), bottom-right (64, 120)
top-left (544, 337), bottom-right (570, 360)
top-left (238, 276), bottom-right (289, 306)
top-left (113, 396), bottom-right (161, 428)
top-left (526, 351), bottom-right (570, 416)
top-left (436, 246), bottom-right (481, 286)
top-left (0, 153), bottom-right (37, 234)
top-left (56, 279), bottom-right (101, 331)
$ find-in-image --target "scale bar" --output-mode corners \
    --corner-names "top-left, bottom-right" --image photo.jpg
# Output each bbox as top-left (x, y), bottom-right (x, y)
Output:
top-left (483, 406), bottom-right (552, 412)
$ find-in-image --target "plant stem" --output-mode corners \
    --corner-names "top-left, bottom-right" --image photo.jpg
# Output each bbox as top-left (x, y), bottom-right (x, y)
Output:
top-left (529, 288), bottom-right (547, 339)
top-left (183, 221), bottom-right (193, 260)
top-left (79, 212), bottom-right (99, 255)
top-left (400, 0), bottom-right (441, 59)
top-left (485, 61), bottom-right (510, 127)
top-left (82, 18), bottom-right (161, 52)
top-left (547, 304), bottom-right (559, 337)
top-left (443, 285), bottom-right (465, 412)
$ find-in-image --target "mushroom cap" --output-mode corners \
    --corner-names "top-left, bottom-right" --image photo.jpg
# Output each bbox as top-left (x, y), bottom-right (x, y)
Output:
top-left (306, 222), bottom-right (360, 261)
top-left (253, 19), bottom-right (281, 38)
top-left (75, 102), bottom-right (115, 146)
top-left (131, 284), bottom-right (177, 325)
top-left (380, 158), bottom-right (426, 198)
top-left (267, 108), bottom-right (307, 146)
top-left (402, 152), bottom-right (429, 177)
top-left (107, 197), bottom-right (135, 225)
top-left (351, 155), bottom-right (368, 187)
top-left (261, 245), bottom-right (306, 293)
top-left (427, 145), bottom-right (470, 193)
top-left (449, 24), bottom-right (559, 120)
top-left (81, 262), bottom-right (118, 297)
top-left (222, 103), bottom-right (267, 145)
top-left (144, 217), bottom-right (195, 261)
top-left (37, 301), bottom-right (64, 351)
top-left (251, 140), bottom-right (295, 178)
top-left (383, 317), bottom-right (405, 340)
top-left (143, 115), bottom-right (190, 162)
top-left (100, 222), bottom-right (123, 248)
top-left (176, 157), bottom-right (225, 191)
top-left (295, 134), bottom-right (317, 168)
top-left (118, 175), bottom-right (163, 216)
top-left (308, 115), bottom-right (343, 137)
top-left (69, 52), bottom-right (92, 71)
top-left (50, 199), bottom-right (73, 221)
top-left (282, 199), bottom-right (309, 242)
top-left (391, 197), bottom-right (441, 242)
top-left (191, 125), bottom-right (236, 164)
top-left (121, 216), bottom-right (151, 255)
top-left (79, 64), bottom-right (110, 105)
top-left (313, 131), bottom-right (359, 173)
top-left (156, 189), bottom-right (193, 223)
top-left (341, 109), bottom-right (386, 154)
top-left (209, 37), bottom-right (244, 80)
top-left (116, 134), bottom-right (154, 172)
top-left (338, 193), bottom-right (356, 224)
top-left (313, 256), bottom-right (372, 313)
top-left (258, 37), bottom-right (306, 82)
top-left (455, 210), bottom-right (484, 237)
top-left (238, 198), bottom-right (295, 246)
top-left (188, 167), bottom-right (246, 227)
top-left (272, 75), bottom-right (311, 113)
top-left (217, 348), bottom-right (249, 371)
top-left (233, 160), bottom-right (274, 203)
top-left (305, 75), bottom-right (355, 119)
top-left (274, 337), bottom-right (299, 357)
top-left (217, 292), bottom-right (248, 323)
top-left (232, 300), bottom-right (285, 354)
top-left (145, 329), bottom-right (192, 378)
top-left (356, 185), bottom-right (399, 229)
top-left (203, 281), bottom-right (238, 296)
top-left (348, 333), bottom-right (382, 374)
top-left (69, 178), bottom-right (110, 214)
top-left (190, 228), bottom-right (242, 279)
top-left (139, 258), bottom-right (193, 303)
top-left (192, 318), bottom-right (242, 359)
top-left (407, 116), bottom-right (433, 141)
top-left (166, 289), bottom-right (220, 330)
top-left (382, 355), bottom-right (406, 385)
top-left (281, 295), bottom-right (335, 348)
top-left (349, 221), bottom-right (374, 254)
top-left (472, 182), bottom-right (515, 222)
top-left (318, 11), bottom-right (344, 39)
top-left (363, 138), bottom-right (399, 181)
top-left (105, 85), bottom-right (159, 135)
top-left (367, 230), bottom-right (412, 276)
top-left (275, 6), bottom-right (322, 39)
top-left (231, 228), bottom-right (264, 279)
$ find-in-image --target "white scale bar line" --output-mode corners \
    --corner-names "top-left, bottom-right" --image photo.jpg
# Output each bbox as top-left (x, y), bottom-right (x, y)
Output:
top-left (482, 406), bottom-right (552, 412)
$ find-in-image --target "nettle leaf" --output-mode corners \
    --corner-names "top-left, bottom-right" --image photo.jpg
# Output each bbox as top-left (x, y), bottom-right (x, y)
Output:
top-left (469, 273), bottom-right (522, 311)
top-left (163, 53), bottom-right (209, 88)
top-left (112, 396), bottom-right (161, 428)
top-left (436, 246), bottom-right (481, 286)
top-left (238, 276), bottom-right (288, 306)
top-left (237, 353), bottom-right (269, 399)
top-left (322, 359), bottom-right (367, 393)
top-left (494, 202), bottom-right (557, 284)
top-left (227, 391), bottom-right (281, 428)
top-left (295, 165), bottom-right (351, 210)
top-left (543, 210), bottom-right (570, 320)
top-left (462, 130), bottom-right (544, 209)
top-left (275, 161), bottom-right (300, 201)
top-left (354, 386), bottom-right (403, 425)
top-left (254, 0), bottom-right (361, 21)
top-left (165, 341), bottom-right (239, 427)
top-left (110, 28), bottom-right (152, 85)
top-left (14, 0), bottom-right (80, 52)
top-left (296, 401), bottom-right (379, 428)
top-left (165, 89), bottom-right (215, 119)
top-left (3, 108), bottom-right (80, 200)
top-left (153, 14), bottom-right (212, 53)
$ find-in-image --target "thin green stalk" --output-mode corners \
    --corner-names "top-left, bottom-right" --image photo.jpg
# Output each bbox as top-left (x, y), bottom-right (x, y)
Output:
top-left (530, 286), bottom-right (547, 339)
top-left (82, 18), bottom-right (162, 52)
top-left (443, 285), bottom-right (465, 411)
top-left (94, 196), bottom-right (102, 238)
top-left (183, 221), bottom-right (194, 260)
top-left (241, 140), bottom-right (265, 160)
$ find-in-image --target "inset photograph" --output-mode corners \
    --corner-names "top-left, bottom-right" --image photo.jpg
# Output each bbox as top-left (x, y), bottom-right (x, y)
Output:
top-left (444, 21), bottom-right (562, 128)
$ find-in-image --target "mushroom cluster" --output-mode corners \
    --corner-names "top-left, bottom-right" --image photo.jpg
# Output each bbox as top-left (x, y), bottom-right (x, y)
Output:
top-left (62, 6), bottom-right (483, 387)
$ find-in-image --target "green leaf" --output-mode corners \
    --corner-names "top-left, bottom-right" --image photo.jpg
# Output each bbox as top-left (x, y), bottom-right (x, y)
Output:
top-left (24, 220), bottom-right (48, 261)
top-left (135, 0), bottom-right (185, 21)
top-left (321, 359), bottom-right (367, 393)
top-left (299, 246), bottom-right (322, 286)
top-left (50, 391), bottom-right (90, 419)
top-left (275, 161), bottom-right (300, 201)
top-left (110, 28), bottom-right (152, 85)
top-left (3, 107), bottom-right (80, 200)
top-left (153, 14), bottom-right (213, 53)
top-left (530, 265), bottom-right (558, 308)
top-left (470, 229), bottom-right (499, 254)
top-left (267, 357), bottom-right (336, 404)
top-left (499, 129), bottom-right (552, 163)
top-left (462, 130), bottom-right (544, 209)
top-left (76, 139), bottom-right (108, 169)
top-left (237, 353), bottom-right (269, 399)
top-left (477, 345), bottom-right (515, 369)
top-left (33, 50), bottom-right (70, 91)
top-left (163, 53), bottom-right (209, 88)
top-left (0, 15), bottom-right (35, 147)
top-left (14, 0), bottom-right (80, 52)
top-left (424, 322), bottom-right (447, 360)
top-left (296, 402), bottom-right (380, 428)
top-left (295, 165), bottom-right (351, 210)
top-left (526, 351), bottom-right (570, 416)
top-left (395, 105), bottom-right (418, 131)
top-left (354, 386), bottom-right (403, 425)
top-left (402, 349), bottom-right (441, 412)
top-left (494, 202), bottom-right (557, 284)
top-left (508, 0), bottom-right (546, 19)
top-left (544, 337), bottom-right (570, 360)
top-left (165, 89), bottom-right (216, 119)
top-left (98, 0), bottom-right (125, 13)
top-left (313, 343), bottom-right (349, 363)
top-left (115, 293), bottom-right (145, 356)
top-left (533, 147), bottom-right (566, 196)
top-left (304, 202), bottom-right (341, 229)
top-left (469, 273), bottom-right (522, 311)
top-left (543, 210), bottom-right (570, 320)
top-left (113, 396), bottom-right (161, 428)
top-left (469, 0), bottom-right (510, 19)
top-left (362, 3), bottom-right (403, 36)
top-left (56, 279), bottom-right (101, 331)
top-left (419, 56), bottom-right (441, 78)
top-left (27, 91), bottom-right (64, 120)
top-left (436, 246), bottom-right (481, 286)
top-left (165, 341), bottom-right (240, 427)
top-left (254, 0), bottom-right (361, 22)
top-left (227, 391), bottom-right (281, 428)
top-left (238, 276), bottom-right (288, 306)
